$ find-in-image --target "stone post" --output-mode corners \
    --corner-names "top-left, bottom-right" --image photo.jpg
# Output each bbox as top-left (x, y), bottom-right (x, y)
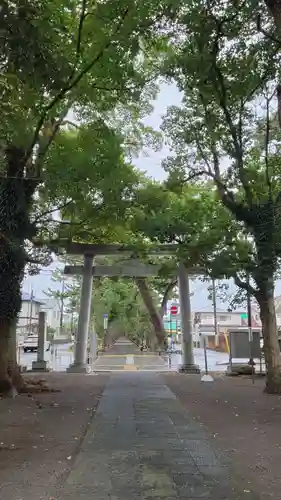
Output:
top-left (67, 254), bottom-right (94, 373)
top-left (178, 262), bottom-right (200, 373)
top-left (32, 311), bottom-right (48, 371)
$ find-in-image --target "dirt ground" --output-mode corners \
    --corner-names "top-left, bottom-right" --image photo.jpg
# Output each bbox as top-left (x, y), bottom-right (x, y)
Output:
top-left (2, 371), bottom-right (281, 500)
top-left (0, 372), bottom-right (109, 500)
top-left (164, 373), bottom-right (281, 500)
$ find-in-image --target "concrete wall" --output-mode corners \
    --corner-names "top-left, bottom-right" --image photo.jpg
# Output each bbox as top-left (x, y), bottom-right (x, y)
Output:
top-left (229, 329), bottom-right (261, 358)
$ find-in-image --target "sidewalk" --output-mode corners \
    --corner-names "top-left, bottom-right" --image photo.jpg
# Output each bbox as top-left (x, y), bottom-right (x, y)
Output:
top-left (56, 373), bottom-right (259, 500)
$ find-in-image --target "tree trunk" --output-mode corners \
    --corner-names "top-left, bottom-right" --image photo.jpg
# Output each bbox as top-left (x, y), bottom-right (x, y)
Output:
top-left (0, 320), bottom-right (14, 395)
top-left (8, 320), bottom-right (26, 392)
top-left (265, 0), bottom-right (281, 35)
top-left (258, 286), bottom-right (281, 393)
top-left (159, 279), bottom-right (177, 318)
top-left (0, 319), bottom-right (26, 396)
top-left (136, 278), bottom-right (166, 348)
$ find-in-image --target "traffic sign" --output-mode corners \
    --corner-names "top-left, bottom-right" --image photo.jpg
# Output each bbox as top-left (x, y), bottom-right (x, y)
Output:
top-left (170, 305), bottom-right (178, 315)
top-left (103, 314), bottom-right (108, 330)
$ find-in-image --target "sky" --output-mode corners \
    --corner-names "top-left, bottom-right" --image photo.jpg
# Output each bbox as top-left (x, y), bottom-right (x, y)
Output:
top-left (22, 83), bottom-right (281, 310)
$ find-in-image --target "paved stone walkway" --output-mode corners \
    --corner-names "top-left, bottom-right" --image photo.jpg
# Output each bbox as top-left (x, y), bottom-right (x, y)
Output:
top-left (57, 373), bottom-right (258, 500)
top-left (94, 338), bottom-right (168, 371)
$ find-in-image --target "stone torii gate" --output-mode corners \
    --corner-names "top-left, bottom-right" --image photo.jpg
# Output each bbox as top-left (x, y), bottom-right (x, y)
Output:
top-left (63, 243), bottom-right (201, 374)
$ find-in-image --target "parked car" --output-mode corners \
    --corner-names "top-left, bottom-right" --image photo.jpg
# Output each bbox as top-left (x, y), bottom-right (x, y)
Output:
top-left (166, 346), bottom-right (182, 355)
top-left (23, 335), bottom-right (51, 353)
top-left (23, 334), bottom-right (38, 353)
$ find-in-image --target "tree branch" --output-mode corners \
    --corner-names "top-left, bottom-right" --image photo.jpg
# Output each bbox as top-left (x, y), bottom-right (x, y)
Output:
top-left (265, 93), bottom-right (272, 197)
top-left (201, 13), bottom-right (253, 204)
top-left (234, 273), bottom-right (258, 298)
top-left (76, 0), bottom-right (87, 63)
top-left (62, 120), bottom-right (81, 129)
top-left (32, 106), bottom-right (71, 176)
top-left (257, 13), bottom-right (281, 47)
top-left (25, 7), bottom-right (131, 170)
top-left (185, 169), bottom-right (212, 182)
top-left (54, 218), bottom-right (89, 226)
top-left (211, 37), bottom-right (251, 201)
top-left (193, 99), bottom-right (242, 211)
top-left (33, 200), bottom-right (73, 223)
top-left (135, 277), bottom-right (166, 343)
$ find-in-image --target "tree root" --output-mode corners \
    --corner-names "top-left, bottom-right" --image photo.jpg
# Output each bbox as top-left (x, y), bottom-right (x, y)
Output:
top-left (264, 369), bottom-right (281, 394)
top-left (0, 378), bottom-right (16, 398)
top-left (0, 377), bottom-right (60, 397)
top-left (18, 378), bottom-right (60, 394)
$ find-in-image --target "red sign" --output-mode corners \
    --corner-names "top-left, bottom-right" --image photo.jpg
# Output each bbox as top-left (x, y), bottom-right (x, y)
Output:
top-left (170, 305), bottom-right (178, 315)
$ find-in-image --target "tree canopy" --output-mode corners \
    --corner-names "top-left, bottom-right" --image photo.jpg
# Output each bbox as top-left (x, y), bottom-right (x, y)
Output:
top-left (3, 0), bottom-right (281, 395)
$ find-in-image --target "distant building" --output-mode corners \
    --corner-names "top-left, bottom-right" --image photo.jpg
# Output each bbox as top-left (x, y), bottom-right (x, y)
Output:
top-left (17, 291), bottom-right (43, 335)
top-left (163, 306), bottom-right (262, 334)
top-left (17, 293), bottom-right (72, 337)
top-left (193, 310), bottom-right (261, 331)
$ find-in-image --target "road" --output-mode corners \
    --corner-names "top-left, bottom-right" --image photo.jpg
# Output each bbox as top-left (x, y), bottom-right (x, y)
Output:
top-left (167, 345), bottom-right (230, 372)
top-left (19, 339), bottom-right (234, 372)
top-left (19, 343), bottom-right (74, 371)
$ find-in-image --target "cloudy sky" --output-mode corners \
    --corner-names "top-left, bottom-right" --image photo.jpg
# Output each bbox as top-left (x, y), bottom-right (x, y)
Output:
top-left (23, 83), bottom-right (281, 310)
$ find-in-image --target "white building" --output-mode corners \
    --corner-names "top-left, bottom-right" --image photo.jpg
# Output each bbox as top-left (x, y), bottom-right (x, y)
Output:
top-left (164, 303), bottom-right (262, 333)
top-left (17, 293), bottom-right (73, 337)
top-left (17, 292), bottom-right (43, 335)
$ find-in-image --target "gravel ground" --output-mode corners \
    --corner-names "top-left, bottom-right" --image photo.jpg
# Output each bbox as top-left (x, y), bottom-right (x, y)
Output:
top-left (164, 373), bottom-right (281, 500)
top-left (0, 373), bottom-right (109, 500)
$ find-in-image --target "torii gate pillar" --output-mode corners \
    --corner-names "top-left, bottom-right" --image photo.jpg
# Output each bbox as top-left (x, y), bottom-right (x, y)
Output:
top-left (67, 254), bottom-right (94, 373)
top-left (178, 262), bottom-right (200, 374)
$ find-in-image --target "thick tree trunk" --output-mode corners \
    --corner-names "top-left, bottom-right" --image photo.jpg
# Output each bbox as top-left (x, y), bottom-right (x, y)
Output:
top-left (0, 320), bottom-right (14, 395)
top-left (8, 320), bottom-right (26, 392)
top-left (0, 319), bottom-right (26, 396)
top-left (136, 278), bottom-right (166, 347)
top-left (258, 287), bottom-right (281, 393)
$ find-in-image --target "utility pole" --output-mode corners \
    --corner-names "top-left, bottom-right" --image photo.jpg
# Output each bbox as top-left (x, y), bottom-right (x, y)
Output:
top-left (246, 272), bottom-right (255, 381)
top-left (29, 288), bottom-right (34, 333)
top-left (212, 278), bottom-right (219, 347)
top-left (59, 278), bottom-right (65, 336)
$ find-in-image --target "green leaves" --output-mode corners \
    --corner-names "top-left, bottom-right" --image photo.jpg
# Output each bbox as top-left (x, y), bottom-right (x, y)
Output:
top-left (35, 119), bottom-right (143, 246)
top-left (158, 0), bottom-right (281, 298)
top-left (130, 180), bottom-right (236, 271)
